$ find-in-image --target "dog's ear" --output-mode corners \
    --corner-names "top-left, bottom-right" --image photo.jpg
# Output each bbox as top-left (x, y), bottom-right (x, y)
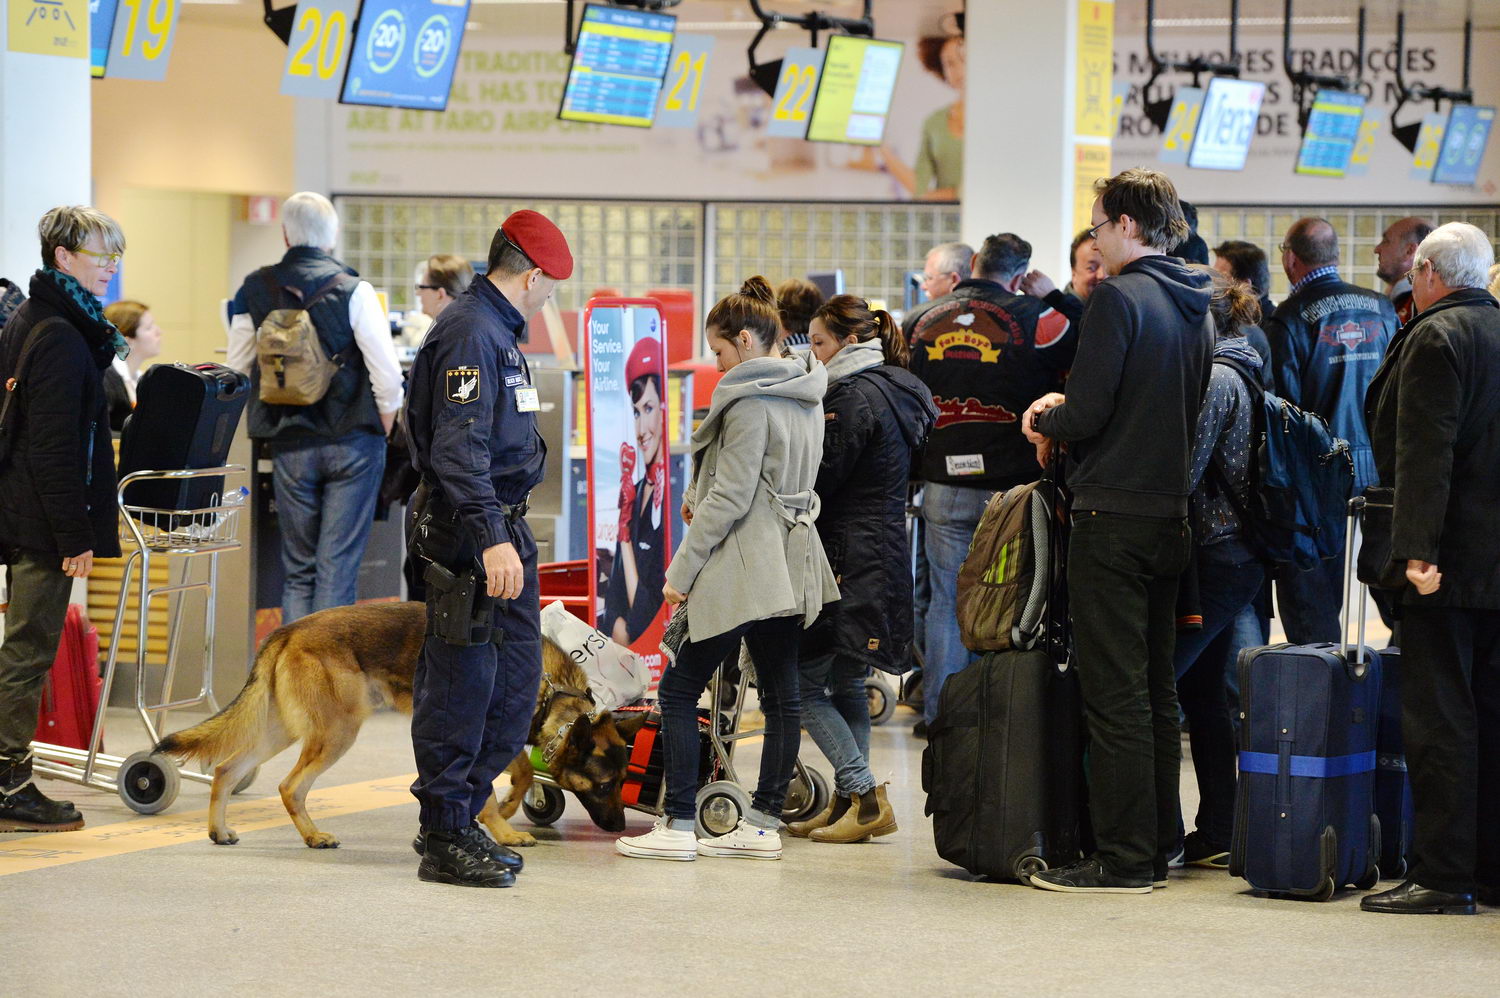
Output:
top-left (566, 712), bottom-right (594, 755)
top-left (611, 710), bottom-right (650, 741)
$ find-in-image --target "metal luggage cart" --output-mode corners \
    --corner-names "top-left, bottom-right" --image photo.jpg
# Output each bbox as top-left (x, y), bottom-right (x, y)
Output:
top-left (29, 466), bottom-right (250, 815)
top-left (522, 662), bottom-right (833, 839)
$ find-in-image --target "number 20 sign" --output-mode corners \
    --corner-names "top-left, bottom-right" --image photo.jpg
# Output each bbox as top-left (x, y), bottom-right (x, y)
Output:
top-left (105, 0), bottom-right (182, 81)
top-left (281, 0), bottom-right (359, 98)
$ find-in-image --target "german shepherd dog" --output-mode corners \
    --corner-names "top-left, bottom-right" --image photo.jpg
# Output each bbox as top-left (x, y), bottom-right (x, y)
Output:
top-left (155, 601), bottom-right (644, 848)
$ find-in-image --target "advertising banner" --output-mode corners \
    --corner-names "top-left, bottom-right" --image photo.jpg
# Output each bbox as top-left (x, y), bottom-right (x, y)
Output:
top-left (584, 299), bottom-right (671, 684)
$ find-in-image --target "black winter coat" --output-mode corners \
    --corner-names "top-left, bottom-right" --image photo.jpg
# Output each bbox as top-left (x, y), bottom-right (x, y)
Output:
top-left (0, 272), bottom-right (121, 560)
top-left (802, 364), bottom-right (936, 674)
top-left (1366, 288), bottom-right (1500, 609)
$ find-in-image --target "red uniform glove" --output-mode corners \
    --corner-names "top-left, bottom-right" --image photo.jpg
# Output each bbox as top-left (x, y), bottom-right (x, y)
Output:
top-left (617, 442), bottom-right (637, 545)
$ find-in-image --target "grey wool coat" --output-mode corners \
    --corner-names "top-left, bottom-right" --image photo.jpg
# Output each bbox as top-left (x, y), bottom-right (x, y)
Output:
top-left (665, 353), bottom-right (841, 643)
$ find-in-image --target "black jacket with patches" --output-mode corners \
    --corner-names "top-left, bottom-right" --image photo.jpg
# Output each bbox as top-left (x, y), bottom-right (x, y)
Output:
top-left (906, 279), bottom-right (1076, 490)
top-left (1366, 288), bottom-right (1500, 609)
top-left (1035, 255), bottom-right (1215, 519)
top-left (803, 365), bottom-right (937, 673)
top-left (0, 272), bottom-right (121, 560)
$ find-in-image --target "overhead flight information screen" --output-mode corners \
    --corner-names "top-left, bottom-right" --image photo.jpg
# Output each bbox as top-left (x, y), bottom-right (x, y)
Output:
top-left (1432, 104), bottom-right (1496, 185)
top-left (805, 35), bottom-right (904, 145)
top-left (558, 4), bottom-right (677, 128)
top-left (340, 0), bottom-right (470, 110)
top-left (1187, 76), bottom-right (1266, 171)
top-left (1295, 90), bottom-right (1365, 177)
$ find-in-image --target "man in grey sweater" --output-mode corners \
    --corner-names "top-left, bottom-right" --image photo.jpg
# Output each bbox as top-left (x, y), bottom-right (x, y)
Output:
top-left (1022, 168), bottom-right (1214, 894)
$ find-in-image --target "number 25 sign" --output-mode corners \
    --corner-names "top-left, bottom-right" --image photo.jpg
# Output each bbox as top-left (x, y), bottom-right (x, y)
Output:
top-left (281, 0), bottom-right (359, 98)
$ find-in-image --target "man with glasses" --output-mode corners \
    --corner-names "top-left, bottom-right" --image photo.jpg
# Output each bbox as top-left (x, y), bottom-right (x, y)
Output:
top-left (0, 206), bottom-right (128, 831)
top-left (1262, 217), bottom-right (1397, 644)
top-left (902, 241), bottom-right (974, 342)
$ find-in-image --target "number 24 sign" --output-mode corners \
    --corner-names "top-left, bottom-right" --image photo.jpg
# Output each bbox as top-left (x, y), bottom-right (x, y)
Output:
top-left (280, 0), bottom-right (359, 98)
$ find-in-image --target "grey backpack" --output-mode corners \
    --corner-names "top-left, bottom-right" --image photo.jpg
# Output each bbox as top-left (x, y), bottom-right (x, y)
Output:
top-left (255, 270), bottom-right (349, 406)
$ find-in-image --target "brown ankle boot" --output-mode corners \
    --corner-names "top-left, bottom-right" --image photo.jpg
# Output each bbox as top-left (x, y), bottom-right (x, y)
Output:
top-left (810, 783), bottom-right (898, 843)
top-left (787, 794), bottom-right (851, 838)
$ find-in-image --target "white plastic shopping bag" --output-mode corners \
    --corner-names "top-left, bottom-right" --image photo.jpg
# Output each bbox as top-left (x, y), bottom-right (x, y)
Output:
top-left (540, 601), bottom-right (650, 712)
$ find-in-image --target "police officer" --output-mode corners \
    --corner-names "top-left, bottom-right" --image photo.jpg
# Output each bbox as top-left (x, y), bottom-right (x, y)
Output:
top-left (403, 210), bottom-right (572, 888)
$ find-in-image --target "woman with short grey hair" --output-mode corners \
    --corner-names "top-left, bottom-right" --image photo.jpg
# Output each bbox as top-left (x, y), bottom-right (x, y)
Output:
top-left (0, 205), bottom-right (129, 832)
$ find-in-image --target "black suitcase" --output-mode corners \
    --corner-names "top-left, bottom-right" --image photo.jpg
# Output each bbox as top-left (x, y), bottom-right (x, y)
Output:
top-left (923, 648), bottom-right (1086, 881)
top-left (1374, 645), bottom-right (1413, 880)
top-left (118, 362), bottom-right (250, 513)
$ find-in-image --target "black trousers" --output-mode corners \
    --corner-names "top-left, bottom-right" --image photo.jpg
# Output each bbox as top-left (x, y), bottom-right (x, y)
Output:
top-left (1400, 605), bottom-right (1500, 894)
top-left (1068, 511), bottom-right (1193, 879)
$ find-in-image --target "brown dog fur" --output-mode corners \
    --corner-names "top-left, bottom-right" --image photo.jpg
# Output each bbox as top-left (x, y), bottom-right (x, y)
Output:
top-left (155, 601), bottom-right (642, 848)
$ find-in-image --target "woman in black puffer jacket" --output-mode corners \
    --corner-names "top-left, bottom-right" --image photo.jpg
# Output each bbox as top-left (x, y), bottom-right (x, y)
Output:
top-left (788, 295), bottom-right (936, 844)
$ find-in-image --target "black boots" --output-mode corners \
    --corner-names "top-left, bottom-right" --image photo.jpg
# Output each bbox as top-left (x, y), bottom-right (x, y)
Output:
top-left (413, 823), bottom-right (524, 873)
top-left (418, 825), bottom-right (518, 888)
top-left (0, 783), bottom-right (84, 833)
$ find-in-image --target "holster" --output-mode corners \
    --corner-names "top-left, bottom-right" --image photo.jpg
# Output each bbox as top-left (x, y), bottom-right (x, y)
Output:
top-left (423, 560), bottom-right (505, 648)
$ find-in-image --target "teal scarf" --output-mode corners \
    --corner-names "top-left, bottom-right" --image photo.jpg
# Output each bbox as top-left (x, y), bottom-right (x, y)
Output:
top-left (39, 267), bottom-right (130, 360)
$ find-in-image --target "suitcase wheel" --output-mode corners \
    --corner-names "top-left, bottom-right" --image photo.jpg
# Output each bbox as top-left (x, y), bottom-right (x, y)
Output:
top-left (521, 783), bottom-right (567, 826)
top-left (1014, 854), bottom-right (1048, 882)
top-left (781, 764), bottom-right (830, 823)
top-left (696, 780), bottom-right (752, 839)
top-left (118, 752), bottom-right (181, 815)
top-left (1309, 877), bottom-right (1336, 902)
top-left (1354, 865), bottom-right (1380, 891)
top-left (866, 676), bottom-right (897, 726)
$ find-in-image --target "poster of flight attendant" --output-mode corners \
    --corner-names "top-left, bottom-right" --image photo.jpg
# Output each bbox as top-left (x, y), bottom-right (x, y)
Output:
top-left (584, 300), bottom-right (671, 683)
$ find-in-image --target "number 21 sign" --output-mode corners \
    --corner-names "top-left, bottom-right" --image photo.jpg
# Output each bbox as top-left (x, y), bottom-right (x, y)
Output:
top-left (280, 0), bottom-right (358, 98)
top-left (655, 33), bottom-right (714, 129)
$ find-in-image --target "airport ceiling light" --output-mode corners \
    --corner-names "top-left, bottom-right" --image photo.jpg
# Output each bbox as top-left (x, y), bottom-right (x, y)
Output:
top-left (1282, 0), bottom-right (1367, 133)
top-left (744, 0), bottom-right (875, 97)
top-left (1389, 2), bottom-right (1476, 152)
top-left (1141, 0), bottom-right (1246, 133)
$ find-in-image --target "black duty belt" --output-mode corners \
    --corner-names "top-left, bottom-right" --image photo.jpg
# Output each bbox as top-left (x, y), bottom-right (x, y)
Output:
top-left (500, 496), bottom-right (530, 522)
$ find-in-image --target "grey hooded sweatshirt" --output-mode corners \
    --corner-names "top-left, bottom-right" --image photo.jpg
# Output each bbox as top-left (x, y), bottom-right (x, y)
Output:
top-left (666, 353), bottom-right (841, 643)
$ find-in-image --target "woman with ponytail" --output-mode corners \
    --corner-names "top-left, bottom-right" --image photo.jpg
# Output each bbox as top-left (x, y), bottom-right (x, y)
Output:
top-left (787, 295), bottom-right (937, 843)
top-left (1170, 266), bottom-right (1268, 870)
top-left (615, 276), bottom-right (839, 862)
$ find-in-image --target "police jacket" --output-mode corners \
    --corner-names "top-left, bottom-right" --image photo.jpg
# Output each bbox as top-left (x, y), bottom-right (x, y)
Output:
top-left (803, 341), bottom-right (937, 674)
top-left (1366, 288), bottom-right (1500, 610)
top-left (907, 279), bottom-right (1076, 490)
top-left (232, 247), bottom-right (383, 443)
top-left (0, 271), bottom-right (121, 560)
top-left (1263, 272), bottom-right (1397, 491)
top-left (403, 276), bottom-right (545, 552)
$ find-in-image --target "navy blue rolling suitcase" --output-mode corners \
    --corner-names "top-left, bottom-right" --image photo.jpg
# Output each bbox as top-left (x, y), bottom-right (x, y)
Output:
top-left (1374, 646), bottom-right (1413, 880)
top-left (1230, 517), bottom-right (1383, 900)
top-left (118, 362), bottom-right (249, 513)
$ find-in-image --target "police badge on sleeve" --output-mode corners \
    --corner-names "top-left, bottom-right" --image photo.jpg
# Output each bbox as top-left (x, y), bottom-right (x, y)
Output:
top-left (446, 367), bottom-right (480, 404)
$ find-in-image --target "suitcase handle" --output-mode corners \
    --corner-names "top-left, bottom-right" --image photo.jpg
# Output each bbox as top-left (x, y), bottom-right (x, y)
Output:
top-left (1338, 500), bottom-right (1372, 680)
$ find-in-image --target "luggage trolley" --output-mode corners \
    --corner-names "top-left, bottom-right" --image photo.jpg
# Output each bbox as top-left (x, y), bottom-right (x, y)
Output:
top-left (29, 465), bottom-right (250, 815)
top-left (522, 662), bottom-right (833, 839)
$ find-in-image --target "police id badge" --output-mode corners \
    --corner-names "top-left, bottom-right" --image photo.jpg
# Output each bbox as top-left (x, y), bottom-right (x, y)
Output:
top-left (446, 367), bottom-right (480, 404)
top-left (515, 386), bottom-right (540, 412)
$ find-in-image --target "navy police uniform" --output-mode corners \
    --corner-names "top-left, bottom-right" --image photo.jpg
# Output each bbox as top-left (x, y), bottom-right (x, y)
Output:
top-left (404, 274), bottom-right (546, 834)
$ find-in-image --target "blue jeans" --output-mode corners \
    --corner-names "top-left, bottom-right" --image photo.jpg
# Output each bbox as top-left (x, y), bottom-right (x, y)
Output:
top-left (272, 432), bottom-right (386, 624)
top-left (660, 616), bottom-right (802, 824)
top-left (798, 653), bottom-right (875, 796)
top-left (911, 494), bottom-right (930, 661)
top-left (1173, 549), bottom-right (1265, 847)
top-left (1224, 585), bottom-right (1271, 730)
top-left (1275, 554), bottom-right (1344, 645)
top-left (920, 483), bottom-right (991, 725)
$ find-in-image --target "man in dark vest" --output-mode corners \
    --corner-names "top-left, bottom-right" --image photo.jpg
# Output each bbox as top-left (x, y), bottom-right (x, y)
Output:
top-left (227, 192), bottom-right (404, 623)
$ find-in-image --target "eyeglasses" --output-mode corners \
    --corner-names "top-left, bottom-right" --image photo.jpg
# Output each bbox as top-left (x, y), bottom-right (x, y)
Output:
top-left (1086, 218), bottom-right (1114, 241)
top-left (72, 248), bottom-right (122, 267)
top-left (1404, 260), bottom-right (1430, 285)
top-left (415, 283), bottom-right (440, 291)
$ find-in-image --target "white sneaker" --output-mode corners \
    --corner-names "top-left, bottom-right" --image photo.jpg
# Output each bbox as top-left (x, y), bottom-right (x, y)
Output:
top-left (615, 819), bottom-right (697, 861)
top-left (696, 818), bottom-right (782, 860)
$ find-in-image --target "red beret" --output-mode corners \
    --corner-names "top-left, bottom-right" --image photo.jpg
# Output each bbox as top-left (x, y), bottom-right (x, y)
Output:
top-left (625, 336), bottom-right (661, 386)
top-left (500, 209), bottom-right (573, 280)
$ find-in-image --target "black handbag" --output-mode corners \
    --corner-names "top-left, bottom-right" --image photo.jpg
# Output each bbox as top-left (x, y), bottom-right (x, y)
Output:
top-left (1355, 486), bottom-right (1408, 591)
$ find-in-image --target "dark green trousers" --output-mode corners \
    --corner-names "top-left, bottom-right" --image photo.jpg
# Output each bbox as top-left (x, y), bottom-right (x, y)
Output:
top-left (0, 549), bottom-right (73, 787)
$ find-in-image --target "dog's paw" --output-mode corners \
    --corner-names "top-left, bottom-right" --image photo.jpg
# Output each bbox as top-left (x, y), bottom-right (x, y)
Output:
top-left (304, 832), bottom-right (340, 849)
top-left (209, 829), bottom-right (239, 846)
top-left (495, 830), bottom-right (536, 847)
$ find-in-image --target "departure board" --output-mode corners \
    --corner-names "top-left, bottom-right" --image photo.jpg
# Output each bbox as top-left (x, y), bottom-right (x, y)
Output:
top-left (1432, 104), bottom-right (1496, 186)
top-left (558, 4), bottom-right (676, 128)
top-left (806, 35), bottom-right (904, 145)
top-left (1295, 90), bottom-right (1365, 177)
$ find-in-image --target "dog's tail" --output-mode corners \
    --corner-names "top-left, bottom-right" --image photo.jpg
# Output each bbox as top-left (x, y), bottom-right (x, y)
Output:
top-left (154, 630), bottom-right (288, 764)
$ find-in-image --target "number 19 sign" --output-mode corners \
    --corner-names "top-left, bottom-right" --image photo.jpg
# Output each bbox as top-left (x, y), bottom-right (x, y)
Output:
top-left (280, 0), bottom-right (358, 98)
top-left (105, 0), bottom-right (181, 81)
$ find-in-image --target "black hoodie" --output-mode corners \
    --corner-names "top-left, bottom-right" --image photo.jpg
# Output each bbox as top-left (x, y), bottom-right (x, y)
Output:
top-left (1034, 255), bottom-right (1214, 518)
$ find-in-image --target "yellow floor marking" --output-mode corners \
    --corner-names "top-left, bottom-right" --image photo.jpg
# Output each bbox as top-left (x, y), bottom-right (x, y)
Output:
top-left (0, 773), bottom-right (418, 877)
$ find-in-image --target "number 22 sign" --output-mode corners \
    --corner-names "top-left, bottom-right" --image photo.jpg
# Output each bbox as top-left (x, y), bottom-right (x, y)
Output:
top-left (655, 33), bottom-right (714, 129)
top-left (281, 0), bottom-right (359, 98)
top-left (766, 46), bottom-right (824, 139)
top-left (105, 0), bottom-right (181, 81)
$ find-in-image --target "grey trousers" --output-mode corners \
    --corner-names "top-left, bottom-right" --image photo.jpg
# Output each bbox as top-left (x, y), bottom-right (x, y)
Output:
top-left (0, 549), bottom-right (73, 785)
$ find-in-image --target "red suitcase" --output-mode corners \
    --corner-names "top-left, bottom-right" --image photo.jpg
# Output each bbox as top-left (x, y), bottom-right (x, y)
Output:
top-left (33, 605), bottom-right (103, 751)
